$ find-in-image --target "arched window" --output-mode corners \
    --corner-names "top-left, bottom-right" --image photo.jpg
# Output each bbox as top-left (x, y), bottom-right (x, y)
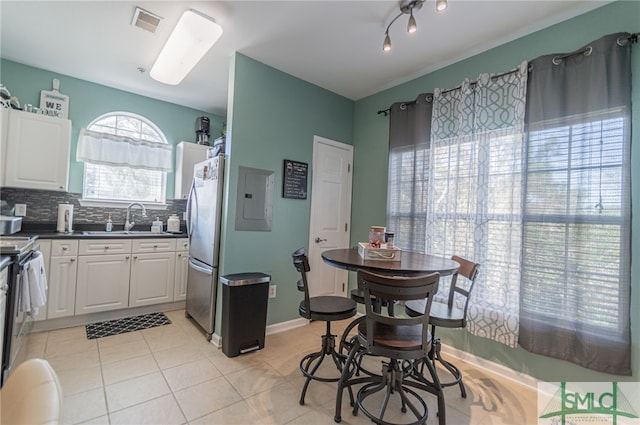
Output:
top-left (81, 112), bottom-right (168, 204)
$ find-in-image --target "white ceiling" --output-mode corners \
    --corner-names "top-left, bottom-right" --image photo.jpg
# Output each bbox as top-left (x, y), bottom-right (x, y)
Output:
top-left (1, 1), bottom-right (610, 117)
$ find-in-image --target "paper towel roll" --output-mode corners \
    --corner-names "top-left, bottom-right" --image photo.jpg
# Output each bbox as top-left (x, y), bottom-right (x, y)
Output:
top-left (56, 204), bottom-right (73, 233)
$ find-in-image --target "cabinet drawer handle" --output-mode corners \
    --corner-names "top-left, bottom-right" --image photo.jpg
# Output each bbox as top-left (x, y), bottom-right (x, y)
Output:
top-left (125, 256), bottom-right (130, 260)
top-left (104, 246), bottom-right (109, 249)
top-left (70, 258), bottom-right (76, 262)
top-left (62, 247), bottom-right (68, 251)
top-left (178, 253), bottom-right (182, 257)
top-left (153, 244), bottom-right (158, 248)
top-left (134, 256), bottom-right (138, 260)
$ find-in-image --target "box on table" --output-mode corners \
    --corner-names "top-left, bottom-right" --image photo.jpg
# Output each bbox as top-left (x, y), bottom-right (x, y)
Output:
top-left (358, 242), bottom-right (402, 261)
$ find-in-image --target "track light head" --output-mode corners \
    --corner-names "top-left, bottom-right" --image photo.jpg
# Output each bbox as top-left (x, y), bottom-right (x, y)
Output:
top-left (382, 0), bottom-right (445, 51)
top-left (383, 32), bottom-right (392, 51)
top-left (407, 11), bottom-right (417, 33)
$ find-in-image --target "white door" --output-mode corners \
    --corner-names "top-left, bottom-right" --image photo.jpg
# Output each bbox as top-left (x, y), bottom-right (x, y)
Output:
top-left (307, 136), bottom-right (353, 297)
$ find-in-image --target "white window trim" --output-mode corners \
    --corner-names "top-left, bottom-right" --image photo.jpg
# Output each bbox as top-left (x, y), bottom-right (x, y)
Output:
top-left (78, 199), bottom-right (168, 210)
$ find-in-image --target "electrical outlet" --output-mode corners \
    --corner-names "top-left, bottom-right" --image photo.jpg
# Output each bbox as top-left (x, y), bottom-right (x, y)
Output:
top-left (268, 284), bottom-right (277, 299)
top-left (14, 204), bottom-right (26, 216)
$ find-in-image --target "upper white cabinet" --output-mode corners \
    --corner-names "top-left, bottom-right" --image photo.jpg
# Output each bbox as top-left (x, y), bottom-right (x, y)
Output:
top-left (174, 141), bottom-right (210, 199)
top-left (0, 108), bottom-right (9, 187)
top-left (4, 109), bottom-right (71, 191)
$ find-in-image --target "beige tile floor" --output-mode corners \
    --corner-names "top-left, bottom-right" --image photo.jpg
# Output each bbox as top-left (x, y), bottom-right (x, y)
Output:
top-left (21, 310), bottom-right (537, 425)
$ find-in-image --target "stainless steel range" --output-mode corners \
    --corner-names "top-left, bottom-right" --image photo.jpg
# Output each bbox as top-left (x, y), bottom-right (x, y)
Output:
top-left (0, 235), bottom-right (39, 386)
top-left (0, 236), bottom-right (37, 256)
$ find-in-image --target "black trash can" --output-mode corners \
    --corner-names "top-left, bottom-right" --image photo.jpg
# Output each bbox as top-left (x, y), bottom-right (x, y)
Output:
top-left (220, 272), bottom-right (270, 357)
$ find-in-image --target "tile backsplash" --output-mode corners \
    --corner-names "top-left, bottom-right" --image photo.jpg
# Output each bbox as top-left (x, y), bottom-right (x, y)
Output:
top-left (1, 188), bottom-right (187, 230)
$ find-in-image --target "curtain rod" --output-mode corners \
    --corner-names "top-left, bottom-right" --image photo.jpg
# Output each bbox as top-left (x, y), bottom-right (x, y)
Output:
top-left (377, 67), bottom-right (519, 116)
top-left (377, 32), bottom-right (638, 117)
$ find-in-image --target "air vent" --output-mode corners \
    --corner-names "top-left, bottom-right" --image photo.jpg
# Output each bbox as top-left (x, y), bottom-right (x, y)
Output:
top-left (131, 7), bottom-right (162, 33)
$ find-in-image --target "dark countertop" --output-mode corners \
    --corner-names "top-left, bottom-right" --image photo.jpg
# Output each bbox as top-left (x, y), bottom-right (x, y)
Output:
top-left (14, 222), bottom-right (187, 240)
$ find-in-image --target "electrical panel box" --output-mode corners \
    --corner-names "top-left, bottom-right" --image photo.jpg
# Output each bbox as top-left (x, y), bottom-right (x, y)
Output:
top-left (235, 166), bottom-right (275, 231)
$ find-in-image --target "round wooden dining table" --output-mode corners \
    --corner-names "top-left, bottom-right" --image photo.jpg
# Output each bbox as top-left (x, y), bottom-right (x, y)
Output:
top-left (321, 247), bottom-right (460, 276)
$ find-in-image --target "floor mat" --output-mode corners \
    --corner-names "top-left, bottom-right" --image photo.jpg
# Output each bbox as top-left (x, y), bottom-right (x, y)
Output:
top-left (85, 312), bottom-right (172, 339)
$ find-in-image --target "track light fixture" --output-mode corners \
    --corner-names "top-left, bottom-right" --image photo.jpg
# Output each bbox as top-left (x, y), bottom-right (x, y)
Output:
top-left (383, 0), bottom-right (447, 51)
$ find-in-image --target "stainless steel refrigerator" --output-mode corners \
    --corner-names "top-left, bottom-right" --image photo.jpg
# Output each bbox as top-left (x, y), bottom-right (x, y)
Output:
top-left (185, 154), bottom-right (224, 341)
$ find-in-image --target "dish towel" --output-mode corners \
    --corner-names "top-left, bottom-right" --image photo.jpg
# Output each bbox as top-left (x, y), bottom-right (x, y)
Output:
top-left (22, 251), bottom-right (48, 317)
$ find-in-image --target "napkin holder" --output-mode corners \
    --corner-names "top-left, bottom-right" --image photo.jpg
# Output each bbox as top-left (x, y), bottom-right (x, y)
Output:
top-left (358, 242), bottom-right (402, 261)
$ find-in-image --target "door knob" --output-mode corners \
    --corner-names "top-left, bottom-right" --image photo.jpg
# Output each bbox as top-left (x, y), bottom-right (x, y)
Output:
top-left (314, 237), bottom-right (327, 243)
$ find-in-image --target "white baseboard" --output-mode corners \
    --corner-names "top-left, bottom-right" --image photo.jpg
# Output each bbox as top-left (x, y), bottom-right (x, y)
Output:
top-left (210, 332), bottom-right (222, 348)
top-left (440, 343), bottom-right (539, 391)
top-left (266, 317), bottom-right (309, 335)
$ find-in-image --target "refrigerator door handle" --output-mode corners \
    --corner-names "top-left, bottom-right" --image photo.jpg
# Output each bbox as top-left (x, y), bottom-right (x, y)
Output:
top-left (188, 258), bottom-right (213, 275)
top-left (186, 178), bottom-right (198, 240)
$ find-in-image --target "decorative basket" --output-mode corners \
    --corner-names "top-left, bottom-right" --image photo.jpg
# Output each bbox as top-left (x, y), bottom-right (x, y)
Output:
top-left (358, 242), bottom-right (402, 261)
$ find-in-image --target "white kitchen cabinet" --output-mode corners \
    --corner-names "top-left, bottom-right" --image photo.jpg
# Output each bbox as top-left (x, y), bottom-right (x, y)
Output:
top-left (129, 252), bottom-right (175, 307)
top-left (40, 236), bottom-right (185, 319)
top-left (1, 267), bottom-right (8, 359)
top-left (75, 239), bottom-right (132, 314)
top-left (129, 238), bottom-right (176, 307)
top-left (47, 240), bottom-right (78, 319)
top-left (75, 253), bottom-right (131, 315)
top-left (174, 248), bottom-right (188, 301)
top-left (33, 239), bottom-right (51, 321)
top-left (3, 109), bottom-right (71, 191)
top-left (0, 108), bottom-right (9, 187)
top-left (174, 141), bottom-right (210, 199)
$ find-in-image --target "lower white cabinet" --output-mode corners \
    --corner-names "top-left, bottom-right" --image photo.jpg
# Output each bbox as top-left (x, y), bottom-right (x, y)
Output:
top-left (41, 237), bottom-right (188, 317)
top-left (33, 240), bottom-right (51, 321)
top-left (130, 252), bottom-right (175, 307)
top-left (129, 238), bottom-right (177, 307)
top-left (76, 254), bottom-right (131, 315)
top-left (174, 250), bottom-right (188, 301)
top-left (47, 240), bottom-right (78, 319)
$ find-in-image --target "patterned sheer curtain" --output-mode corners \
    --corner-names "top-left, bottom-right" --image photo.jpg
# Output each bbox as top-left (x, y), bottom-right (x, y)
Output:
top-left (519, 33), bottom-right (632, 375)
top-left (425, 63), bottom-right (528, 347)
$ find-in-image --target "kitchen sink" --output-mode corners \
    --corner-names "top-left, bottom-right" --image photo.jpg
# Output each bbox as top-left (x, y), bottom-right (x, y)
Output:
top-left (82, 230), bottom-right (174, 236)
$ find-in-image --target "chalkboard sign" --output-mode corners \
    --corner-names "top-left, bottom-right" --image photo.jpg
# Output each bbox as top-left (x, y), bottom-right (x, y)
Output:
top-left (283, 159), bottom-right (308, 199)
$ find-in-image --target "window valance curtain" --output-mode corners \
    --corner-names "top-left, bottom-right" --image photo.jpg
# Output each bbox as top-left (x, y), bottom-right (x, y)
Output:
top-left (76, 128), bottom-right (173, 172)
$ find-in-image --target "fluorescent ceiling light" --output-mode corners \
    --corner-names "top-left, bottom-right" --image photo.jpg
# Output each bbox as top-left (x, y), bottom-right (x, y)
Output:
top-left (150, 9), bottom-right (222, 85)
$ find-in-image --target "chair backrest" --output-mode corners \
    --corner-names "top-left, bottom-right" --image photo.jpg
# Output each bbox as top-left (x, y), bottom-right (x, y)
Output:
top-left (292, 248), bottom-right (312, 319)
top-left (0, 358), bottom-right (63, 425)
top-left (447, 255), bottom-right (480, 319)
top-left (358, 269), bottom-right (440, 359)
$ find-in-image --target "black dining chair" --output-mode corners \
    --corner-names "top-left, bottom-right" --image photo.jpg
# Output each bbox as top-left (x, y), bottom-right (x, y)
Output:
top-left (291, 248), bottom-right (358, 405)
top-left (334, 269), bottom-right (446, 425)
top-left (405, 255), bottom-right (480, 398)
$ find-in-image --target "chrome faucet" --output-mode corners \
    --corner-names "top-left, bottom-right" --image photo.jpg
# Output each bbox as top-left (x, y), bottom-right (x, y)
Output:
top-left (124, 202), bottom-right (147, 232)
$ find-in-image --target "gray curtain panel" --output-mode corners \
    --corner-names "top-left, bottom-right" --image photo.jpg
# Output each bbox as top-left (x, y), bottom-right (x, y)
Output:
top-left (519, 33), bottom-right (633, 375)
top-left (386, 94), bottom-right (433, 253)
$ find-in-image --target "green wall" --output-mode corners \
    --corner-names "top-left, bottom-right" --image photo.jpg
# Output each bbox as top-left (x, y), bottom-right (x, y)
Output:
top-left (0, 59), bottom-right (224, 196)
top-left (216, 53), bottom-right (354, 332)
top-left (351, 0), bottom-right (640, 382)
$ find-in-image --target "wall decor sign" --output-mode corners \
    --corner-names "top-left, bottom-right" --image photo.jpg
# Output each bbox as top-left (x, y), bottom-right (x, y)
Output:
top-left (283, 159), bottom-right (308, 199)
top-left (39, 78), bottom-right (69, 119)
